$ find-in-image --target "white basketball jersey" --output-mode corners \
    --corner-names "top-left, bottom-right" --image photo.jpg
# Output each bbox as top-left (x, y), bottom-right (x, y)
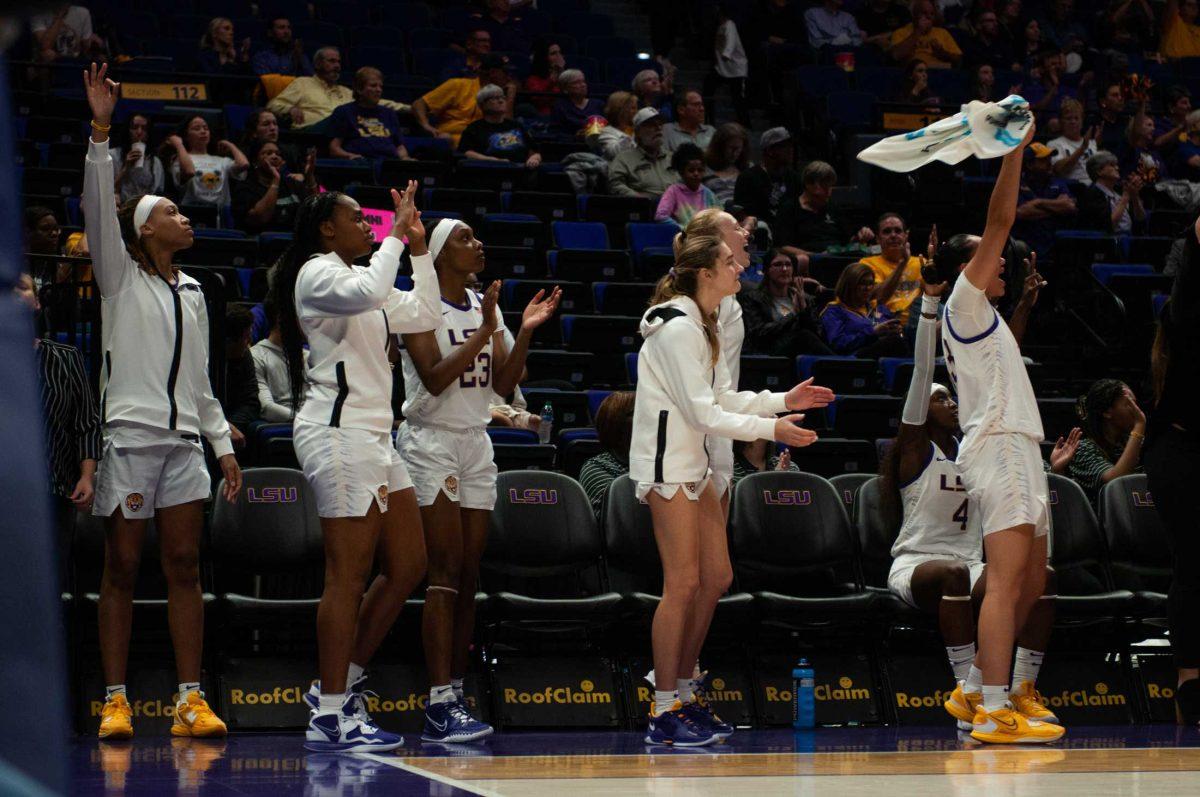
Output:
top-left (891, 441), bottom-right (983, 562)
top-left (401, 292), bottom-right (503, 429)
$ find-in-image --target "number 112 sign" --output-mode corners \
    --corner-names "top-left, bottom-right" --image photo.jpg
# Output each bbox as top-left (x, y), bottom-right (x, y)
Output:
top-left (121, 83), bottom-right (208, 102)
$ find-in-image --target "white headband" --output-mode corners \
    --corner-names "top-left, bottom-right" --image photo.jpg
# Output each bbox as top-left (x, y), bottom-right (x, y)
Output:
top-left (133, 195), bottom-right (165, 238)
top-left (428, 219), bottom-right (466, 264)
top-left (931, 382), bottom-right (950, 398)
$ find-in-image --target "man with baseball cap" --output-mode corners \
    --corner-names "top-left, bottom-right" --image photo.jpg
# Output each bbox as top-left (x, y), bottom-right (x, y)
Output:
top-left (733, 126), bottom-right (803, 226)
top-left (413, 53), bottom-right (514, 146)
top-left (1014, 141), bottom-right (1076, 258)
top-left (609, 107), bottom-right (677, 200)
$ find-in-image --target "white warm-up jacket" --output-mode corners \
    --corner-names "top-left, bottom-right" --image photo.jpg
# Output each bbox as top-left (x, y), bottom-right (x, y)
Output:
top-left (630, 296), bottom-right (788, 484)
top-left (294, 238), bottom-right (440, 433)
top-left (82, 138), bottom-right (233, 457)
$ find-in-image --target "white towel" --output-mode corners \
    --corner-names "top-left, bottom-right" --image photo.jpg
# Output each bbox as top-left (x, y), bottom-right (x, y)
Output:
top-left (857, 95), bottom-right (1033, 173)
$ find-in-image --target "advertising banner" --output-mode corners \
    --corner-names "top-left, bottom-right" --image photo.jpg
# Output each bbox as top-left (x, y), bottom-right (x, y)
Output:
top-left (491, 656), bottom-right (623, 728)
top-left (753, 653), bottom-right (880, 726)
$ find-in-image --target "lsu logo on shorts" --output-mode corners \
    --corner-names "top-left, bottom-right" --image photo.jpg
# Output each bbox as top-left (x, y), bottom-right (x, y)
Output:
top-left (444, 476), bottom-right (459, 497)
top-left (125, 493), bottom-right (145, 512)
top-left (377, 485), bottom-right (389, 510)
top-left (684, 482), bottom-right (697, 494)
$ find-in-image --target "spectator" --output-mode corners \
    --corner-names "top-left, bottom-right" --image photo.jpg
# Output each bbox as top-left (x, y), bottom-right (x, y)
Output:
top-left (251, 16), bottom-right (312, 77)
top-left (860, 213), bottom-right (925, 325)
top-left (1069, 379), bottom-right (1146, 506)
top-left (1156, 86), bottom-right (1193, 150)
top-left (1119, 113), bottom-right (1168, 179)
top-left (25, 205), bottom-right (61, 259)
top-left (1173, 109), bottom-right (1200, 181)
top-left (222, 305), bottom-right (260, 429)
top-left (524, 37), bottom-right (566, 114)
top-left (819, 261), bottom-right (906, 357)
top-left (107, 114), bottom-right (164, 203)
top-left (1078, 151), bottom-right (1145, 234)
top-left (473, 0), bottom-right (533, 54)
top-left (198, 17), bottom-right (251, 75)
top-left (329, 68), bottom-right (412, 161)
top-left (1090, 79), bottom-right (1131, 153)
top-left (732, 439), bottom-right (798, 485)
top-left (894, 59), bottom-right (940, 105)
top-left (239, 109), bottom-right (301, 170)
top-left (632, 69), bottom-right (673, 121)
top-left (13, 273), bottom-right (99, 562)
top-left (251, 298), bottom-right (301, 423)
top-left (550, 69), bottom-right (604, 136)
top-left (578, 391), bottom-right (634, 520)
top-left (733, 126), bottom-right (802, 227)
top-left (1099, 0), bottom-right (1158, 57)
top-left (663, 90), bottom-right (715, 151)
top-left (413, 53), bottom-right (513, 147)
top-left (163, 114), bottom-right (249, 207)
top-left (775, 161), bottom-right (874, 255)
top-left (1161, 0), bottom-right (1200, 60)
top-left (703, 122), bottom-right (750, 206)
top-left (31, 4), bottom-right (103, 62)
top-left (1038, 0), bottom-right (1088, 53)
top-left (889, 0), bottom-right (962, 68)
top-left (608, 108), bottom-right (676, 200)
top-left (1023, 48), bottom-right (1075, 113)
top-left (458, 84), bottom-right (541, 167)
top-left (705, 1), bottom-right (751, 128)
top-left (232, 141), bottom-right (317, 233)
top-left (804, 0), bottom-right (864, 49)
top-left (1018, 18), bottom-right (1044, 70)
top-left (1048, 98), bottom-right (1098, 184)
top-left (592, 91), bottom-right (638, 160)
top-left (997, 0), bottom-right (1025, 49)
top-left (1014, 143), bottom-right (1077, 258)
top-left (655, 143), bottom-right (719, 227)
top-left (738, 248), bottom-right (833, 356)
top-left (962, 7), bottom-right (1018, 71)
top-left (970, 63), bottom-right (1000, 103)
top-left (266, 47), bottom-right (352, 130)
top-left (445, 27), bottom-right (493, 79)
top-left (858, 0), bottom-right (912, 48)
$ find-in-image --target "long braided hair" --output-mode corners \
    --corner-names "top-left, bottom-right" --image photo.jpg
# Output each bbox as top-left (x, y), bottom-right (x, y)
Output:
top-left (267, 192), bottom-right (346, 413)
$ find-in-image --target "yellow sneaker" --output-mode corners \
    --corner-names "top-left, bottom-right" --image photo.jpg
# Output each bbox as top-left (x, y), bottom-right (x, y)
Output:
top-left (943, 682), bottom-right (982, 731)
top-left (171, 691), bottom-right (227, 738)
top-left (1011, 680), bottom-right (1060, 724)
top-left (98, 693), bottom-right (133, 740)
top-left (969, 704), bottom-right (1064, 744)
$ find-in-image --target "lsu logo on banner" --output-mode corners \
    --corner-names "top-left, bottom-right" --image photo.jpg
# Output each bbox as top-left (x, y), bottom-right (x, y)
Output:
top-left (245, 487), bottom-right (298, 503)
top-left (504, 680), bottom-right (612, 705)
top-left (508, 488), bottom-right (559, 505)
top-left (763, 490), bottom-right (812, 506)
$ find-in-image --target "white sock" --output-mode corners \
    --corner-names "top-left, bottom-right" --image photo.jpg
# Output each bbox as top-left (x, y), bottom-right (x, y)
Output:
top-left (430, 684), bottom-right (456, 705)
top-left (981, 684), bottom-right (1009, 713)
top-left (450, 677), bottom-right (465, 701)
top-left (105, 684), bottom-right (126, 700)
top-left (318, 692), bottom-right (345, 712)
top-left (946, 644), bottom-right (976, 684)
top-left (177, 682), bottom-right (200, 702)
top-left (692, 663), bottom-right (702, 679)
top-left (1011, 647), bottom-right (1045, 692)
top-left (347, 662), bottom-right (365, 686)
top-left (653, 690), bottom-right (678, 716)
top-left (964, 665), bottom-right (984, 696)
top-left (677, 678), bottom-right (695, 703)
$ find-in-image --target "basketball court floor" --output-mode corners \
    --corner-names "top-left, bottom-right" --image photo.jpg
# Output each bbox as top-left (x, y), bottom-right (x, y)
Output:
top-left (72, 725), bottom-right (1200, 796)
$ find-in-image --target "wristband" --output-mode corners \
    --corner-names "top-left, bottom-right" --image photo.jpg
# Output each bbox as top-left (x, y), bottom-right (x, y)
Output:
top-left (920, 295), bottom-right (941, 314)
top-left (1129, 431), bottom-right (1145, 441)
top-left (90, 119), bottom-right (111, 132)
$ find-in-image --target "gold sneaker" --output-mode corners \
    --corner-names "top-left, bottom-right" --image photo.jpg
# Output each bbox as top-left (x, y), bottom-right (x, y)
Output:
top-left (970, 704), bottom-right (1064, 744)
top-left (171, 691), bottom-right (227, 738)
top-left (1010, 680), bottom-right (1060, 724)
top-left (98, 693), bottom-right (133, 740)
top-left (943, 682), bottom-right (982, 731)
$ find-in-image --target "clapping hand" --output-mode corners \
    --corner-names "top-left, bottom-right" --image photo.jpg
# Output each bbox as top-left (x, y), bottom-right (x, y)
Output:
top-left (521, 286), bottom-right (562, 332)
top-left (784, 377), bottom-right (835, 411)
top-left (1049, 427), bottom-right (1082, 474)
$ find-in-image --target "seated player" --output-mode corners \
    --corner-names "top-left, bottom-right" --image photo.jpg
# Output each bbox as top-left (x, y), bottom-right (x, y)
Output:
top-left (882, 277), bottom-right (1059, 733)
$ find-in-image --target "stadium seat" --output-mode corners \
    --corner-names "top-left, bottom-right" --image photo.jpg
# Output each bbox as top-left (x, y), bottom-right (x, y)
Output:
top-left (425, 188), bottom-right (502, 225)
top-left (482, 214), bottom-right (548, 255)
top-left (487, 428), bottom-right (540, 445)
top-left (738, 355), bottom-right (794, 392)
top-left (1126, 236), bottom-right (1174, 266)
top-left (586, 389), bottom-right (612, 420)
top-left (349, 45), bottom-right (408, 76)
top-left (579, 195), bottom-right (655, 246)
top-left (883, 358), bottom-right (952, 396)
top-left (797, 355), bottom-right (878, 394)
top-left (625, 222), bottom-right (677, 263)
top-left (854, 66), bottom-right (903, 97)
top-left (525, 349), bottom-right (594, 388)
top-left (1046, 474), bottom-right (1137, 622)
top-left (795, 65), bottom-right (850, 97)
top-left (492, 444), bottom-right (557, 472)
top-left (504, 279), bottom-right (589, 313)
top-left (850, 477), bottom-right (913, 613)
top-left (829, 395), bottom-right (902, 439)
top-left (456, 161), bottom-right (528, 192)
top-left (380, 159), bottom-right (449, 189)
top-left (795, 438), bottom-right (879, 479)
top-left (830, 472), bottom-right (874, 519)
top-left (560, 436), bottom-right (602, 479)
top-left (826, 91), bottom-right (876, 129)
top-left (552, 221), bottom-right (609, 249)
top-left (560, 315), bottom-right (640, 382)
top-left (729, 472), bottom-right (876, 624)
top-left (1100, 474), bottom-right (1170, 619)
top-left (181, 236), bottom-right (258, 268)
top-left (624, 352), bottom-right (638, 384)
top-left (592, 282), bottom-right (653, 316)
top-left (482, 471), bottom-right (621, 622)
top-left (522, 388), bottom-right (591, 430)
top-left (548, 249), bottom-right (634, 282)
top-left (1091, 263), bottom-right (1155, 287)
top-left (21, 167), bottom-right (82, 197)
top-left (313, 159), bottom-right (375, 190)
top-left (1038, 398), bottom-right (1079, 441)
top-left (508, 192), bottom-right (579, 222)
top-left (1053, 230), bottom-right (1121, 267)
top-left (807, 254), bottom-right (856, 288)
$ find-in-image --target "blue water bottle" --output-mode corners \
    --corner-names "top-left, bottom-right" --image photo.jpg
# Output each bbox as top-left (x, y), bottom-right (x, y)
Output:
top-left (792, 658), bottom-right (815, 729)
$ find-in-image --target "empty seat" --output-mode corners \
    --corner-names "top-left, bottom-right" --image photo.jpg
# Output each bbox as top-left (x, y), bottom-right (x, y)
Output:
top-left (560, 436), bottom-right (602, 480)
top-left (481, 214), bottom-right (547, 254)
top-left (504, 279), bottom-right (590, 314)
top-left (312, 159), bottom-right (375, 190)
top-left (561, 315), bottom-right (641, 381)
top-left (1046, 474), bottom-right (1136, 621)
top-left (487, 428), bottom-right (540, 445)
top-left (625, 221), bottom-right (677, 261)
top-left (829, 395), bottom-right (902, 439)
top-left (796, 439), bottom-right (879, 479)
top-left (580, 195), bottom-right (655, 246)
top-left (738, 355), bottom-right (793, 392)
top-left (455, 161), bottom-right (529, 192)
top-left (797, 355), bottom-right (878, 394)
top-left (1100, 474), bottom-right (1170, 618)
top-left (548, 249), bottom-right (633, 281)
top-left (380, 159), bottom-right (449, 189)
top-left (509, 191), bottom-right (578, 222)
top-left (22, 167), bottom-right (82, 197)
top-left (524, 349), bottom-right (594, 388)
top-left (522, 388), bottom-right (591, 429)
top-left (424, 188), bottom-right (502, 224)
top-left (479, 245), bottom-right (546, 280)
top-left (552, 221), bottom-right (609, 249)
top-left (492, 444), bottom-right (557, 472)
top-left (592, 282), bottom-right (653, 316)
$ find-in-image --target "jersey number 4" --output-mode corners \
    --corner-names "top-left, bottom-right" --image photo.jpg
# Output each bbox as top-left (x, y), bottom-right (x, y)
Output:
top-left (952, 498), bottom-right (969, 531)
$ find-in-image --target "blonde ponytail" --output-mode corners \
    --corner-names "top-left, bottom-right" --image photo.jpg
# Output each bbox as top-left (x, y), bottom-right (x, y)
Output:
top-left (650, 233), bottom-right (724, 367)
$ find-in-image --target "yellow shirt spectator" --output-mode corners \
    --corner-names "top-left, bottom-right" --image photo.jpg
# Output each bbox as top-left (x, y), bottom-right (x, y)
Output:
top-left (861, 254), bottom-right (923, 323)
top-left (1161, 4), bottom-right (1200, 60)
top-left (418, 77), bottom-right (484, 146)
top-left (889, 24), bottom-right (962, 68)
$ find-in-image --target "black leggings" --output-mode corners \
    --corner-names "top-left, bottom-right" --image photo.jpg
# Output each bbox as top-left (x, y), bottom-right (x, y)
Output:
top-left (1144, 426), bottom-right (1200, 669)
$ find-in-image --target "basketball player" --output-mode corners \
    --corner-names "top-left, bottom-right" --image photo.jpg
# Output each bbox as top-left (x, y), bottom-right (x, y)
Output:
top-left (927, 119), bottom-right (1064, 743)
top-left (632, 233), bottom-right (826, 745)
top-left (882, 278), bottom-right (1058, 732)
top-left (398, 219), bottom-right (560, 743)
top-left (273, 185), bottom-right (439, 753)
top-left (84, 63), bottom-right (241, 741)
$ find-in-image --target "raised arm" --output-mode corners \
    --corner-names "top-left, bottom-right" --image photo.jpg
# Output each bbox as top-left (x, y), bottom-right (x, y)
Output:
top-left (82, 63), bottom-right (135, 298)
top-left (382, 183), bottom-right (441, 333)
top-left (298, 238), bottom-right (404, 316)
top-left (963, 119), bottom-right (1034, 291)
top-left (490, 286), bottom-right (562, 397)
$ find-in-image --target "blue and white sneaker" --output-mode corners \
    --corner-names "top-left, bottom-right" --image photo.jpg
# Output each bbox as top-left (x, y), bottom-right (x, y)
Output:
top-left (305, 674), bottom-right (381, 728)
top-left (304, 697), bottom-right (404, 753)
top-left (421, 699), bottom-right (493, 743)
top-left (680, 697), bottom-right (733, 739)
top-left (644, 701), bottom-right (717, 747)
